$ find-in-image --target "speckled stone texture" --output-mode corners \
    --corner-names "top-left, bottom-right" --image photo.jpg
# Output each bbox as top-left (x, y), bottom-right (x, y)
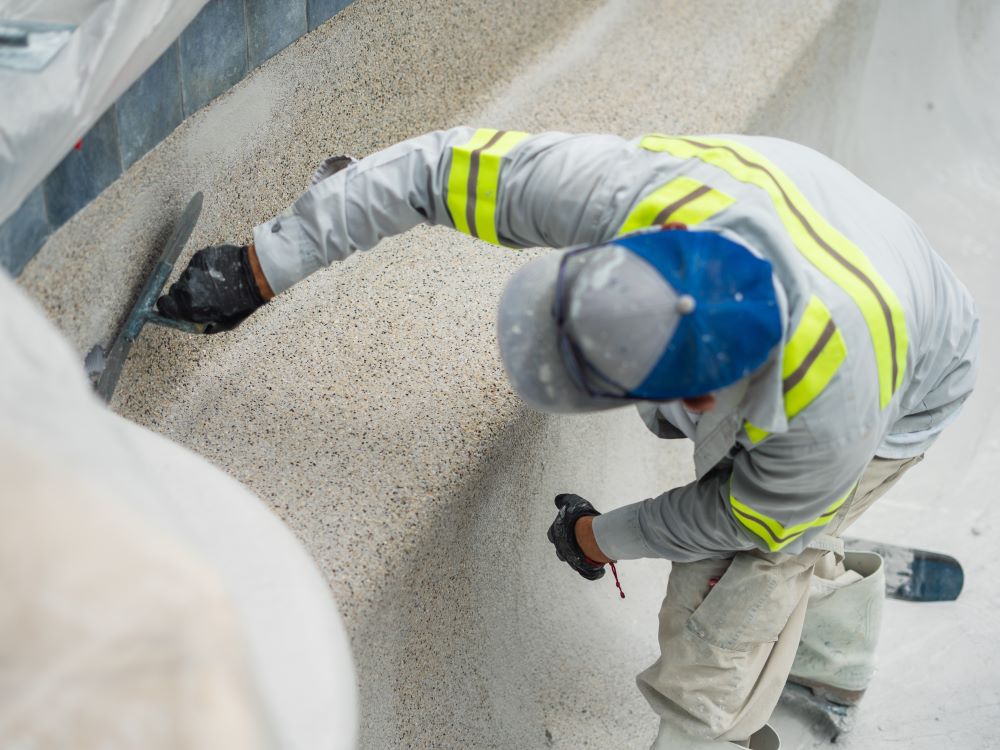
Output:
top-left (17, 1), bottom-right (844, 747)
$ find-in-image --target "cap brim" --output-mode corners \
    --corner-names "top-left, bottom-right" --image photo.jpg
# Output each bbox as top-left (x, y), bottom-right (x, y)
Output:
top-left (497, 252), bottom-right (628, 414)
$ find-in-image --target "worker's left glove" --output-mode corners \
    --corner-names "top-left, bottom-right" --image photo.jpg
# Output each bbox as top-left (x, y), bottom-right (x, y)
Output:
top-left (546, 494), bottom-right (606, 581)
top-left (157, 244), bottom-right (266, 333)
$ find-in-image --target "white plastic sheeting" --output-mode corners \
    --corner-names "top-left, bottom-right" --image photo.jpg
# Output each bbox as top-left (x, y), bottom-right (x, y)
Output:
top-left (0, 0), bottom-right (209, 224)
top-left (0, 269), bottom-right (359, 749)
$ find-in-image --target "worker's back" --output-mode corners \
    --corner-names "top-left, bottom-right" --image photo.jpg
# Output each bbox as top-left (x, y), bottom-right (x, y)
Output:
top-left (729, 134), bottom-right (979, 457)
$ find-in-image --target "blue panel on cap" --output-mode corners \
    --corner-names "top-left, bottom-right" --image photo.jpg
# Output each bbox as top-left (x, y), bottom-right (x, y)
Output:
top-left (612, 229), bottom-right (781, 400)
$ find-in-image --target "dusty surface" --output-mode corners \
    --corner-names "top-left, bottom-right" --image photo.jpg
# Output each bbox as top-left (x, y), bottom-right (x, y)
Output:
top-left (19, 0), bottom-right (998, 748)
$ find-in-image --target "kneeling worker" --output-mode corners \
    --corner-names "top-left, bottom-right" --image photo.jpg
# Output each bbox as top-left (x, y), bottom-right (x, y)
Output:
top-left (158, 128), bottom-right (979, 749)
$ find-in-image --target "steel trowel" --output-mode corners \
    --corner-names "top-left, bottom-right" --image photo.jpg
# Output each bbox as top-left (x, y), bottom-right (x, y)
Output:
top-left (86, 192), bottom-right (207, 402)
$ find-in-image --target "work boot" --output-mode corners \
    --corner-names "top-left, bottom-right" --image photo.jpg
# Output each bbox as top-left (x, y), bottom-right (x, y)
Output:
top-left (739, 724), bottom-right (781, 749)
top-left (785, 551), bottom-right (885, 733)
top-left (652, 721), bottom-right (780, 749)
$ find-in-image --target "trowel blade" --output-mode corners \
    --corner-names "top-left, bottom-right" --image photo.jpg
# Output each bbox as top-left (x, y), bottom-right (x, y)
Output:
top-left (92, 191), bottom-right (203, 402)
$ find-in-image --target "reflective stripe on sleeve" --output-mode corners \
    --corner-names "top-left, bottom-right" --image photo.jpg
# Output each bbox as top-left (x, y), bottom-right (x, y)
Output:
top-left (617, 176), bottom-right (734, 235)
top-left (742, 296), bottom-right (847, 446)
top-left (446, 128), bottom-right (531, 246)
top-left (730, 482), bottom-right (856, 552)
top-left (783, 295), bottom-right (848, 420)
top-left (639, 134), bottom-right (907, 410)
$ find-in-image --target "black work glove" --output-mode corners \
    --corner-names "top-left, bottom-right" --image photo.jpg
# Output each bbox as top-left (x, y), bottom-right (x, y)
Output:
top-left (157, 244), bottom-right (266, 333)
top-left (546, 493), bottom-right (605, 580)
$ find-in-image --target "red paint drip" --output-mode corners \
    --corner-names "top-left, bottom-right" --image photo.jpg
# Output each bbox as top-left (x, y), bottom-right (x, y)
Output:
top-left (609, 562), bottom-right (625, 599)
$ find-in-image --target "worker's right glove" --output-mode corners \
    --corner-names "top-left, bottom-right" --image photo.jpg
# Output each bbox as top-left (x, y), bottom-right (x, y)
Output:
top-left (157, 244), bottom-right (267, 333)
top-left (546, 494), bottom-right (606, 581)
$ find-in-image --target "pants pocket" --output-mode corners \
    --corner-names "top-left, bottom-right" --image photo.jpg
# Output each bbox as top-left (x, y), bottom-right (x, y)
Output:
top-left (687, 551), bottom-right (812, 651)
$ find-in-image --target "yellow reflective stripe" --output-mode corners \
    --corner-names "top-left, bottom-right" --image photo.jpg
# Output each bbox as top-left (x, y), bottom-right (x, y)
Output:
top-left (446, 128), bottom-right (530, 246)
top-left (783, 296), bottom-right (847, 420)
top-left (783, 296), bottom-right (832, 379)
top-left (617, 176), bottom-right (734, 236)
top-left (473, 130), bottom-right (530, 245)
top-left (639, 134), bottom-right (908, 409)
top-left (744, 421), bottom-right (769, 445)
top-left (446, 129), bottom-right (497, 236)
top-left (730, 484), bottom-right (855, 552)
top-left (639, 134), bottom-right (677, 152)
top-left (741, 297), bottom-right (846, 446)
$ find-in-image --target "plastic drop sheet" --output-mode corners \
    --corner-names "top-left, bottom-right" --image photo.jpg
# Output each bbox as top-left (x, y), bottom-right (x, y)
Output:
top-left (0, 267), bottom-right (359, 748)
top-left (0, 0), bottom-right (210, 224)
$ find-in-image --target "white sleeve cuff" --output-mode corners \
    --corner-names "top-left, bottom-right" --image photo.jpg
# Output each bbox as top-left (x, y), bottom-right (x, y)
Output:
top-left (591, 504), bottom-right (653, 561)
top-left (251, 211), bottom-right (321, 296)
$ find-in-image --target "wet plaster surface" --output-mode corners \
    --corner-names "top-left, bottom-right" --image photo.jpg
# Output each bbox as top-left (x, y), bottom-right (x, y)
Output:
top-left (17, 1), bottom-right (846, 747)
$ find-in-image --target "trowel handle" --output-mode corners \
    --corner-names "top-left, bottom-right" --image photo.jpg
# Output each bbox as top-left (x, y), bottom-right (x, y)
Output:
top-left (143, 312), bottom-right (208, 335)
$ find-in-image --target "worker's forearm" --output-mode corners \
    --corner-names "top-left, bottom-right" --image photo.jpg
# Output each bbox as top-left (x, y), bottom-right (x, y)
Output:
top-left (251, 128), bottom-right (476, 295)
top-left (591, 481), bottom-right (755, 563)
top-left (246, 244), bottom-right (275, 301)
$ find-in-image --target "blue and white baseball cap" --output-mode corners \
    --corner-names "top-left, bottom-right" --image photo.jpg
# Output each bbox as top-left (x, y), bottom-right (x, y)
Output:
top-left (497, 227), bottom-right (782, 413)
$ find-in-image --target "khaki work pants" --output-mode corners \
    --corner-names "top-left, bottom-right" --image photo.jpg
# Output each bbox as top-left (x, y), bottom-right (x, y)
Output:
top-left (637, 455), bottom-right (923, 742)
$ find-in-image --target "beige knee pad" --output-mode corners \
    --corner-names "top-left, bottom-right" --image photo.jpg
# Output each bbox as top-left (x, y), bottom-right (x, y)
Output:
top-left (790, 551), bottom-right (885, 694)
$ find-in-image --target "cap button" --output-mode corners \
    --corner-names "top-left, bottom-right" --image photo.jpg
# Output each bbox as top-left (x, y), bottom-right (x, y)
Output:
top-left (676, 294), bottom-right (697, 315)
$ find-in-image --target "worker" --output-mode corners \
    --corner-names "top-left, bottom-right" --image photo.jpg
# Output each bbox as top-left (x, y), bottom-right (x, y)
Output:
top-left (157, 128), bottom-right (979, 749)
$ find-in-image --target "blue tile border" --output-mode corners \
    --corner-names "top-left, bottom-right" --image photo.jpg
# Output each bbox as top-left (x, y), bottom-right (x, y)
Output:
top-left (117, 43), bottom-right (185, 169)
top-left (2, 0), bottom-right (356, 277)
top-left (43, 106), bottom-right (123, 229)
top-left (180, 0), bottom-right (249, 116)
top-left (0, 186), bottom-right (51, 277)
top-left (246, 0), bottom-right (308, 69)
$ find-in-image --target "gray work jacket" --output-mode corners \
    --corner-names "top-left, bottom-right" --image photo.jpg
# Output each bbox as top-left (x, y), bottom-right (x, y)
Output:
top-left (253, 127), bottom-right (979, 562)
